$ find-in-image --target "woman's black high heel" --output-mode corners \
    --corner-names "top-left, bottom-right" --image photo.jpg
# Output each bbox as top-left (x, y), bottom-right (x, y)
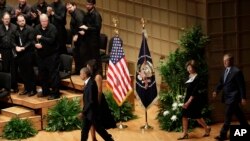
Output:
top-left (177, 134), bottom-right (189, 140)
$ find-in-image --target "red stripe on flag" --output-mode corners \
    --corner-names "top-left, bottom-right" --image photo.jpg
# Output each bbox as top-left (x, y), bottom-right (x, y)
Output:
top-left (107, 57), bottom-right (132, 105)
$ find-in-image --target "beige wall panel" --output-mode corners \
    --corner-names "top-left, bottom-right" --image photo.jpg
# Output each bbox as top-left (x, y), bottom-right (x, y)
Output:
top-left (142, 0), bottom-right (151, 5)
top-left (169, 12), bottom-right (178, 26)
top-left (161, 41), bottom-right (171, 56)
top-left (223, 34), bottom-right (236, 50)
top-left (239, 50), bottom-right (250, 65)
top-left (152, 0), bottom-right (160, 7)
top-left (120, 30), bottom-right (128, 45)
top-left (187, 17), bottom-right (197, 28)
top-left (222, 1), bottom-right (235, 16)
top-left (152, 9), bottom-right (160, 22)
top-left (134, 4), bottom-right (143, 18)
top-left (119, 16), bottom-right (127, 31)
top-left (127, 32), bottom-right (136, 46)
top-left (110, 0), bottom-right (118, 12)
top-left (223, 18), bottom-right (236, 32)
top-left (135, 33), bottom-right (143, 48)
top-left (239, 33), bottom-right (250, 48)
top-left (118, 0), bottom-right (126, 13)
top-left (152, 38), bottom-right (161, 54)
top-left (239, 16), bottom-right (250, 31)
top-left (169, 0), bottom-right (177, 11)
top-left (208, 19), bottom-right (222, 33)
top-left (126, 2), bottom-right (135, 16)
top-left (102, 12), bottom-right (111, 25)
top-left (127, 19), bottom-right (136, 32)
top-left (160, 10), bottom-right (169, 24)
top-left (187, 1), bottom-right (196, 16)
top-left (151, 24), bottom-right (161, 39)
top-left (208, 35), bottom-right (224, 51)
top-left (238, 0), bottom-right (250, 15)
top-left (169, 29), bottom-right (178, 42)
top-left (177, 15), bottom-right (187, 28)
top-left (169, 43), bottom-right (179, 52)
top-left (97, 0), bottom-right (104, 8)
top-left (160, 26), bottom-right (170, 41)
top-left (207, 3), bottom-right (221, 18)
top-left (142, 6), bottom-right (152, 20)
top-left (159, 0), bottom-right (168, 9)
top-left (197, 3), bottom-right (206, 18)
top-left (178, 0), bottom-right (187, 13)
top-left (103, 0), bottom-right (111, 9)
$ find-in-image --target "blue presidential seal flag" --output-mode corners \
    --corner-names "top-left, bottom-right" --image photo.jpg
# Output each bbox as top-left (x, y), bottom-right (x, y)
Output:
top-left (136, 30), bottom-right (157, 109)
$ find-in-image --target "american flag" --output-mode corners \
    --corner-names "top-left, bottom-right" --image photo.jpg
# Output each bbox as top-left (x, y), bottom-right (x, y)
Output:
top-left (107, 36), bottom-right (133, 106)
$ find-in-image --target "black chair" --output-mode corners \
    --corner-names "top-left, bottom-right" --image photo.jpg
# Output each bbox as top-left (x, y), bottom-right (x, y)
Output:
top-left (59, 54), bottom-right (75, 90)
top-left (0, 72), bottom-right (13, 104)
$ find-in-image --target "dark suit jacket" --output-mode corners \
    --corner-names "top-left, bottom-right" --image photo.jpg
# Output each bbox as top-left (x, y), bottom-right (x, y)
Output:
top-left (215, 66), bottom-right (246, 104)
top-left (83, 77), bottom-right (98, 120)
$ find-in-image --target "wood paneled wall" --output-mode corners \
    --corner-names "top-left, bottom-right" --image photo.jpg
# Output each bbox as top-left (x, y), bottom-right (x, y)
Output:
top-left (90, 0), bottom-right (206, 88)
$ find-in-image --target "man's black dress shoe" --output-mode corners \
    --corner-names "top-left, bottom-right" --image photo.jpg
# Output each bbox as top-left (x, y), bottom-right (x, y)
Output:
top-left (37, 93), bottom-right (48, 97)
top-left (48, 95), bottom-right (60, 100)
top-left (19, 90), bottom-right (28, 95)
top-left (28, 91), bottom-right (37, 97)
top-left (214, 135), bottom-right (227, 141)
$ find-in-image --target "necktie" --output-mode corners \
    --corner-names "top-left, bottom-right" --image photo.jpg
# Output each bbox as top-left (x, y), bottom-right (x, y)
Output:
top-left (224, 68), bottom-right (229, 82)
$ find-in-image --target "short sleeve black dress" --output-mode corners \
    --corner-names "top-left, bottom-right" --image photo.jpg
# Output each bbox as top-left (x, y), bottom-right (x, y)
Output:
top-left (182, 75), bottom-right (204, 119)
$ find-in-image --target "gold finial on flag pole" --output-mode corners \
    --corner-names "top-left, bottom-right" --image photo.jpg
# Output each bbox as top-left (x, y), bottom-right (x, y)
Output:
top-left (141, 18), bottom-right (146, 29)
top-left (112, 17), bottom-right (119, 35)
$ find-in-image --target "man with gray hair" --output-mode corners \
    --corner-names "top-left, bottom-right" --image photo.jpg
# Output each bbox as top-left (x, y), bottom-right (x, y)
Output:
top-left (34, 13), bottom-right (60, 100)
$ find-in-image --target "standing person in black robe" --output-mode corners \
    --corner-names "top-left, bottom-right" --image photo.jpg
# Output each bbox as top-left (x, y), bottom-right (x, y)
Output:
top-left (66, 1), bottom-right (86, 74)
top-left (0, 0), bottom-right (14, 24)
top-left (30, 0), bottom-right (48, 27)
top-left (80, 0), bottom-right (102, 71)
top-left (47, 0), bottom-right (67, 54)
top-left (0, 12), bottom-right (18, 92)
top-left (12, 0), bottom-right (32, 25)
top-left (12, 15), bottom-right (37, 96)
top-left (34, 14), bottom-right (60, 100)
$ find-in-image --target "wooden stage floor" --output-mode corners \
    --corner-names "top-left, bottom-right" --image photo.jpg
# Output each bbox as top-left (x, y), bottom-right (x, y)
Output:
top-left (1, 99), bottom-right (229, 141)
top-left (0, 75), bottom-right (233, 141)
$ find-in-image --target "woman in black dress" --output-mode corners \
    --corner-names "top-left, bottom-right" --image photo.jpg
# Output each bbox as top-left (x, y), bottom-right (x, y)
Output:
top-left (178, 60), bottom-right (211, 140)
top-left (86, 59), bottom-right (116, 141)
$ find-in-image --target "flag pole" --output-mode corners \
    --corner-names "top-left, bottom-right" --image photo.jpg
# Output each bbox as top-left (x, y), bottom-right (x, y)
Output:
top-left (140, 18), bottom-right (153, 130)
top-left (117, 106), bottom-right (128, 129)
top-left (112, 17), bottom-right (128, 129)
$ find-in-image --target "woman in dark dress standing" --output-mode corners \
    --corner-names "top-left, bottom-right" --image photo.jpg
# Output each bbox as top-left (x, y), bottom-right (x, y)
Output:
top-left (86, 59), bottom-right (116, 141)
top-left (178, 60), bottom-right (211, 140)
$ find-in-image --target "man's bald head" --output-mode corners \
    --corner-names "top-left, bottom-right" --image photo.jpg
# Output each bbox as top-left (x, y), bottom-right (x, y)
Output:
top-left (40, 14), bottom-right (49, 29)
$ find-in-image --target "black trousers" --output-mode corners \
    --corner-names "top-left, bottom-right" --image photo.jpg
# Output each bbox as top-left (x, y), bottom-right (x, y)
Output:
top-left (37, 53), bottom-right (60, 96)
top-left (81, 116), bottom-right (113, 141)
top-left (0, 49), bottom-right (18, 89)
top-left (220, 102), bottom-right (249, 137)
top-left (16, 52), bottom-right (36, 92)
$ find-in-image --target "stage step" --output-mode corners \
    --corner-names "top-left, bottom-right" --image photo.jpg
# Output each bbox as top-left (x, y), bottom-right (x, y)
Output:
top-left (0, 114), bottom-right (42, 136)
top-left (1, 106), bottom-right (35, 118)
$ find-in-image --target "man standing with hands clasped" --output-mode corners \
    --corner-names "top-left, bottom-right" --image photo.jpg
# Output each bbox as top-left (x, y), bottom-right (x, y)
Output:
top-left (34, 14), bottom-right (60, 100)
top-left (212, 53), bottom-right (249, 141)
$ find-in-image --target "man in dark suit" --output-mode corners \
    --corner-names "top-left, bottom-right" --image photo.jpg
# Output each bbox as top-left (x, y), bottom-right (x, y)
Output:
top-left (80, 67), bottom-right (114, 141)
top-left (213, 53), bottom-right (249, 141)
